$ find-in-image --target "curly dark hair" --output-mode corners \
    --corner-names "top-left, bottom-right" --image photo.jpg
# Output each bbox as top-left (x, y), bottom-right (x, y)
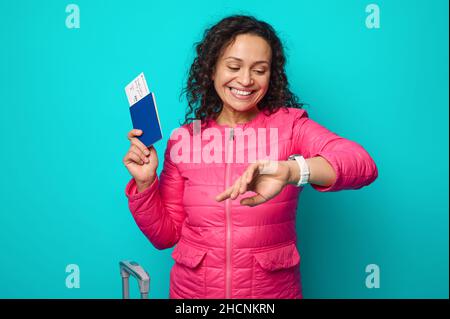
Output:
top-left (181, 15), bottom-right (303, 127)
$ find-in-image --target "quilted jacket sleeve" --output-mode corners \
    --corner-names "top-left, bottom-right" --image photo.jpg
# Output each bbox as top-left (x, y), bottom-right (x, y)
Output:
top-left (125, 138), bottom-right (186, 249)
top-left (292, 109), bottom-right (378, 192)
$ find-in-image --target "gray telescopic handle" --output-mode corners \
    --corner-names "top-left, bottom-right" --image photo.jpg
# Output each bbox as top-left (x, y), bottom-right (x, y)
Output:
top-left (119, 261), bottom-right (150, 299)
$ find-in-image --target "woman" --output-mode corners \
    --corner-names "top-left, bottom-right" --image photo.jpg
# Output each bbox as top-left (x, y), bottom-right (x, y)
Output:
top-left (123, 15), bottom-right (378, 299)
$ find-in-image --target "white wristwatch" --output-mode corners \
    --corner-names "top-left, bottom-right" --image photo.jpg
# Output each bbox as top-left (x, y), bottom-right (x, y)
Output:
top-left (288, 154), bottom-right (310, 187)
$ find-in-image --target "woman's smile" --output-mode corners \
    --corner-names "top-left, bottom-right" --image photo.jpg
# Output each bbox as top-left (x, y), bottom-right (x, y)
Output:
top-left (228, 86), bottom-right (256, 100)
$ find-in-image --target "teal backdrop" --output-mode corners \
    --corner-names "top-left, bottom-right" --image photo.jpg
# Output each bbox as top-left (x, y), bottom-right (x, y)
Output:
top-left (0, 0), bottom-right (448, 298)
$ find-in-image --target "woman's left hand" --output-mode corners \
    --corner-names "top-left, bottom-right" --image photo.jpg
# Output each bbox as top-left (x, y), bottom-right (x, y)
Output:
top-left (215, 160), bottom-right (294, 207)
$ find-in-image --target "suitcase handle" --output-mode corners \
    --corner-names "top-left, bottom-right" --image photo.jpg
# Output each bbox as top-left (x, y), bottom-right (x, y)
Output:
top-left (119, 261), bottom-right (150, 299)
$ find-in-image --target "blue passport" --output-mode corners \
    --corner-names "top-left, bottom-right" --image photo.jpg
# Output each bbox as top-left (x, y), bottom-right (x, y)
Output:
top-left (129, 92), bottom-right (163, 147)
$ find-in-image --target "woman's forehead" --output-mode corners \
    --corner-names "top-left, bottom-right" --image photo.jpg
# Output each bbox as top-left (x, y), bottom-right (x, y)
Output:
top-left (221, 34), bottom-right (272, 63)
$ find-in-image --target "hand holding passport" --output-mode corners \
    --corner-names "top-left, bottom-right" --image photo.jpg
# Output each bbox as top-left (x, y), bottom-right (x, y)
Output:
top-left (125, 72), bottom-right (163, 147)
top-left (123, 72), bottom-right (162, 190)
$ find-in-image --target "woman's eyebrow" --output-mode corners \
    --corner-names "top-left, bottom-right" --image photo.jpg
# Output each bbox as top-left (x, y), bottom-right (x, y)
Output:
top-left (225, 56), bottom-right (270, 65)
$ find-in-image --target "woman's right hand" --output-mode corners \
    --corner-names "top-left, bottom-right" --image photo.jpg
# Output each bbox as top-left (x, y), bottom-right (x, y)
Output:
top-left (123, 129), bottom-right (159, 188)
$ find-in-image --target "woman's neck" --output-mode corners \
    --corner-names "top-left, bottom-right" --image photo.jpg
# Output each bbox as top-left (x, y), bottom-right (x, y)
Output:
top-left (216, 105), bottom-right (259, 127)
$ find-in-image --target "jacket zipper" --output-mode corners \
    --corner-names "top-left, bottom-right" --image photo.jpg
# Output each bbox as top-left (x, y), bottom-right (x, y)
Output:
top-left (225, 127), bottom-right (234, 299)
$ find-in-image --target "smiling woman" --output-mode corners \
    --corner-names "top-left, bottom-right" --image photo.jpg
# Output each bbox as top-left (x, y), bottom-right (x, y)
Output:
top-left (123, 15), bottom-right (378, 299)
top-left (212, 34), bottom-right (272, 118)
top-left (182, 15), bottom-right (302, 127)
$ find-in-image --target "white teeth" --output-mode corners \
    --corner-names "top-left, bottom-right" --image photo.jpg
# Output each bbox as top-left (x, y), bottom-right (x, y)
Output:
top-left (231, 88), bottom-right (252, 96)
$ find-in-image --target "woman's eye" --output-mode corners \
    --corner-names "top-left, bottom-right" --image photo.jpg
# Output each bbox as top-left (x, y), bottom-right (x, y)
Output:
top-left (254, 70), bottom-right (266, 75)
top-left (228, 66), bottom-right (239, 71)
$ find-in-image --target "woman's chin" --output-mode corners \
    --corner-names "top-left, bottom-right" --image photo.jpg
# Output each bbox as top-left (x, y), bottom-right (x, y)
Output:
top-left (225, 100), bottom-right (258, 113)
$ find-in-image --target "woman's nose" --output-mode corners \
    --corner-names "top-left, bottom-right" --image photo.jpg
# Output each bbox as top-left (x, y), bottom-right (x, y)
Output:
top-left (237, 70), bottom-right (254, 86)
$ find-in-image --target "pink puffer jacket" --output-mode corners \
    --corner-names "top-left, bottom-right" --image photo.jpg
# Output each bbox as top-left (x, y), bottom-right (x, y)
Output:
top-left (125, 107), bottom-right (378, 299)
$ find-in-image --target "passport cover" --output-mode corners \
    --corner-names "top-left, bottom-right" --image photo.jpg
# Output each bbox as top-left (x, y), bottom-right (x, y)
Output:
top-left (129, 92), bottom-right (162, 147)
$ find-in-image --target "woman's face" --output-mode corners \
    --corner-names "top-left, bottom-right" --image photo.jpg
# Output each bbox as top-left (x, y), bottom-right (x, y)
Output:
top-left (212, 34), bottom-right (272, 113)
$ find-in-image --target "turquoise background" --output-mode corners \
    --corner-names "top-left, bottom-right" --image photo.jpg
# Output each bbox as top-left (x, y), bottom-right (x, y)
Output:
top-left (0, 0), bottom-right (448, 298)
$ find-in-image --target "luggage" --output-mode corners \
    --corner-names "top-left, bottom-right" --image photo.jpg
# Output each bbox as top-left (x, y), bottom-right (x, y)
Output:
top-left (119, 261), bottom-right (150, 299)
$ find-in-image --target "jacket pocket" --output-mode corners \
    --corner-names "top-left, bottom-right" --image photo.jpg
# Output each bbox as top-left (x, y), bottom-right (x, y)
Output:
top-left (170, 240), bottom-right (208, 298)
top-left (252, 243), bottom-right (301, 298)
top-left (172, 240), bottom-right (207, 268)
